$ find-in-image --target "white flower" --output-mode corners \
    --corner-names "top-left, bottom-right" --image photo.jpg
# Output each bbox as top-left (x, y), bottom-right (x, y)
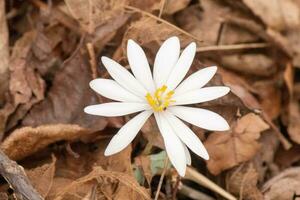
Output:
top-left (84, 36), bottom-right (230, 176)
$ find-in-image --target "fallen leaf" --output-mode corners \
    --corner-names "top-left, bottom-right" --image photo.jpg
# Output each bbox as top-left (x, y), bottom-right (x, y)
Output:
top-left (54, 167), bottom-right (151, 200)
top-left (242, 0), bottom-right (300, 31)
top-left (3, 31), bottom-right (46, 134)
top-left (253, 131), bottom-right (279, 182)
top-left (151, 0), bottom-right (191, 14)
top-left (287, 99), bottom-right (300, 143)
top-left (0, 0), bottom-right (9, 105)
top-left (220, 54), bottom-right (276, 77)
top-left (176, 2), bottom-right (259, 47)
top-left (204, 113), bottom-right (269, 175)
top-left (262, 167), bottom-right (300, 200)
top-left (227, 163), bottom-right (264, 200)
top-left (64, 0), bottom-right (126, 33)
top-left (26, 155), bottom-right (57, 198)
top-left (22, 53), bottom-right (107, 132)
top-left (1, 124), bottom-right (93, 160)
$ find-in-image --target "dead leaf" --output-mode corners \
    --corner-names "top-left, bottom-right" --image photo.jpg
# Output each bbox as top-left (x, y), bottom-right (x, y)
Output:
top-left (204, 113), bottom-right (269, 175)
top-left (242, 0), bottom-right (300, 31)
top-left (2, 31), bottom-right (46, 135)
top-left (1, 124), bottom-right (93, 160)
top-left (26, 155), bottom-right (57, 198)
top-left (262, 167), bottom-right (300, 200)
top-left (54, 167), bottom-right (151, 200)
top-left (0, 0), bottom-right (9, 105)
top-left (64, 0), bottom-right (126, 33)
top-left (252, 80), bottom-right (282, 119)
top-left (151, 0), bottom-right (191, 14)
top-left (227, 163), bottom-right (264, 200)
top-left (253, 131), bottom-right (279, 182)
top-left (22, 53), bottom-right (107, 132)
top-left (287, 99), bottom-right (300, 143)
top-left (220, 54), bottom-right (276, 77)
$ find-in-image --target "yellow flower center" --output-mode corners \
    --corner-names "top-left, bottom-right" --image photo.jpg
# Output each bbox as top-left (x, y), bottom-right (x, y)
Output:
top-left (145, 85), bottom-right (175, 112)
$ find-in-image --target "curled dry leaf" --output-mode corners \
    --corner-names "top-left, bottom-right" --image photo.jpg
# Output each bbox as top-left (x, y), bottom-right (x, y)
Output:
top-left (26, 155), bottom-right (57, 198)
top-left (227, 163), bottom-right (264, 200)
top-left (22, 53), bottom-right (107, 132)
top-left (54, 167), bottom-right (151, 200)
top-left (242, 0), bottom-right (300, 31)
top-left (0, 0), bottom-right (9, 105)
top-left (204, 113), bottom-right (269, 175)
top-left (1, 124), bottom-right (93, 160)
top-left (64, 0), bottom-right (126, 33)
top-left (262, 167), bottom-right (300, 200)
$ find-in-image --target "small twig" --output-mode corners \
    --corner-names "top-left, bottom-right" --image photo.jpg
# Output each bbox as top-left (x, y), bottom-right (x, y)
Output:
top-left (196, 43), bottom-right (269, 52)
top-left (185, 167), bottom-right (237, 200)
top-left (158, 0), bottom-right (166, 18)
top-left (86, 43), bottom-right (98, 79)
top-left (0, 150), bottom-right (43, 200)
top-left (125, 5), bottom-right (203, 43)
top-left (154, 157), bottom-right (169, 200)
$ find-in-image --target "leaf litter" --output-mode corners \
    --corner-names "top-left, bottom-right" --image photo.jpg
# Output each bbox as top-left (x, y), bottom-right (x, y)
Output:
top-left (0, 0), bottom-right (300, 199)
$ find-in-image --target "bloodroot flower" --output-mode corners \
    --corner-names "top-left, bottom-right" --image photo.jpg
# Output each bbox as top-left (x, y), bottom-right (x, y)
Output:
top-left (84, 36), bottom-right (230, 176)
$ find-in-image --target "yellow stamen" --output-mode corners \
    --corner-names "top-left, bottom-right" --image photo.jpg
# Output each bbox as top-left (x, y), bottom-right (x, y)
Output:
top-left (146, 85), bottom-right (175, 112)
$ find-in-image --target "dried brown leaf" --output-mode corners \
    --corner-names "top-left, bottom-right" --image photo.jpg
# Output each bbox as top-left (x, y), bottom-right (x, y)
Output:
top-left (242, 0), bottom-right (300, 31)
top-left (204, 113), bottom-right (269, 175)
top-left (227, 163), bottom-right (264, 200)
top-left (1, 124), bottom-right (93, 160)
top-left (64, 0), bottom-right (126, 33)
top-left (0, 0), bottom-right (9, 105)
top-left (287, 99), bottom-right (300, 143)
top-left (22, 53), bottom-right (107, 132)
top-left (26, 155), bottom-right (57, 198)
top-left (152, 0), bottom-right (191, 14)
top-left (1, 31), bottom-right (47, 135)
top-left (220, 54), bottom-right (276, 77)
top-left (54, 167), bottom-right (151, 200)
top-left (262, 167), bottom-right (300, 200)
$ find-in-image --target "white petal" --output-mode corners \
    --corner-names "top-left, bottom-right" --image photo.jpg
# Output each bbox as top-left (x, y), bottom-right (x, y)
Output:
top-left (127, 40), bottom-right (155, 93)
top-left (183, 144), bottom-right (191, 165)
top-left (166, 42), bottom-right (196, 91)
top-left (104, 110), bottom-right (152, 156)
top-left (101, 57), bottom-right (147, 97)
top-left (163, 111), bottom-right (209, 160)
top-left (154, 112), bottom-right (186, 176)
top-left (153, 37), bottom-right (180, 88)
top-left (175, 66), bottom-right (217, 95)
top-left (90, 78), bottom-right (143, 102)
top-left (84, 102), bottom-right (149, 117)
top-left (168, 106), bottom-right (230, 131)
top-left (173, 86), bottom-right (230, 106)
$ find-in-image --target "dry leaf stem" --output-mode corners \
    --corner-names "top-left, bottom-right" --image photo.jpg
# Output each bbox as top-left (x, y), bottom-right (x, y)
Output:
top-left (0, 150), bottom-right (43, 200)
top-left (158, 0), bottom-right (167, 18)
top-left (185, 167), bottom-right (237, 200)
top-left (196, 43), bottom-right (268, 52)
top-left (154, 156), bottom-right (169, 200)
